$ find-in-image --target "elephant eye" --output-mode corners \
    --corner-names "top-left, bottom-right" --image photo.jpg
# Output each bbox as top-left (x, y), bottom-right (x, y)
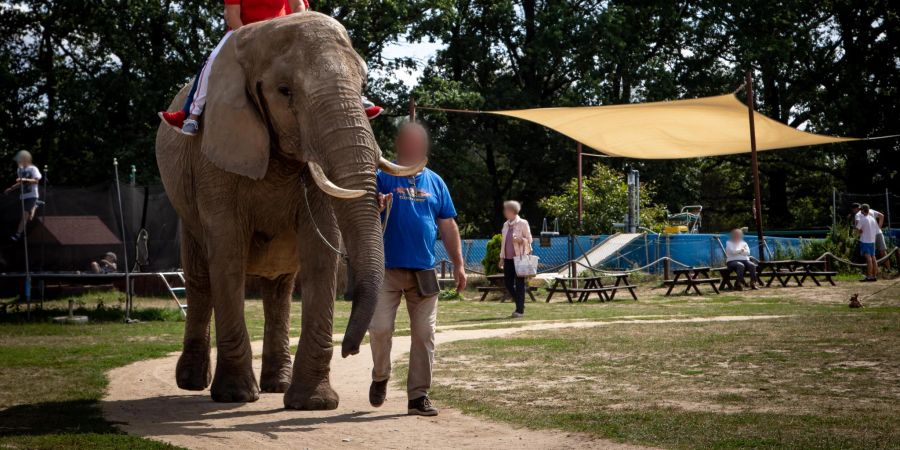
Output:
top-left (277, 85), bottom-right (292, 97)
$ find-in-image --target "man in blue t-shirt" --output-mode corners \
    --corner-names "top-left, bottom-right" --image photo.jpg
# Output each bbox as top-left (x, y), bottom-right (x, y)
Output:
top-left (368, 122), bottom-right (466, 416)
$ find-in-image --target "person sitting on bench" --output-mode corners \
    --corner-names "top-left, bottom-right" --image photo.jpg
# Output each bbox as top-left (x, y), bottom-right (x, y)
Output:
top-left (725, 229), bottom-right (758, 290)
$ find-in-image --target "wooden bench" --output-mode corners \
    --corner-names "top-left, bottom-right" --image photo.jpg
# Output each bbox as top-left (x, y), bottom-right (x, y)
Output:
top-left (477, 285), bottom-right (538, 302)
top-left (714, 267), bottom-right (757, 291)
top-left (477, 274), bottom-right (538, 302)
top-left (663, 267), bottom-right (720, 295)
top-left (757, 260), bottom-right (837, 287)
top-left (545, 274), bottom-right (638, 303)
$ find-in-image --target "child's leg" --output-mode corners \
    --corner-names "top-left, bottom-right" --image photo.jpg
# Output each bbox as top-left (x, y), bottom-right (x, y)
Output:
top-left (17, 210), bottom-right (27, 234)
top-left (182, 64), bottom-right (205, 115)
top-left (188, 31), bottom-right (234, 118)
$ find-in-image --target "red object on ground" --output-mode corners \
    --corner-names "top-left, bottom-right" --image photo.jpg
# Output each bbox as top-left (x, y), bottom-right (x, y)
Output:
top-left (159, 110), bottom-right (186, 129)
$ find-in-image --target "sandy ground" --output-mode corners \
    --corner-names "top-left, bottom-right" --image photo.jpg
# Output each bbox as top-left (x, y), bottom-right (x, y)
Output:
top-left (102, 315), bottom-right (784, 450)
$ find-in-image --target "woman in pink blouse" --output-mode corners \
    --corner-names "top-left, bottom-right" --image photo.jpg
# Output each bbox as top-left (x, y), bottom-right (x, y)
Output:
top-left (498, 200), bottom-right (533, 317)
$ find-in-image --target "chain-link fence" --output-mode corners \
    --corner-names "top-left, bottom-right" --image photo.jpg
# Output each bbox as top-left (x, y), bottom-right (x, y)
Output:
top-left (834, 189), bottom-right (897, 229)
top-left (1, 182), bottom-right (179, 273)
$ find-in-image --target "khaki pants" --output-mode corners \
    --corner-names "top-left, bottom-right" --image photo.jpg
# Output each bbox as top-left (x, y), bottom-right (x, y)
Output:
top-left (369, 268), bottom-right (438, 400)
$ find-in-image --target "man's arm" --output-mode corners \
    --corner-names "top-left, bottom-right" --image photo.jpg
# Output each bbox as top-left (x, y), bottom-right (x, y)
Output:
top-left (224, 4), bottom-right (243, 30)
top-left (438, 218), bottom-right (467, 291)
top-left (874, 211), bottom-right (884, 228)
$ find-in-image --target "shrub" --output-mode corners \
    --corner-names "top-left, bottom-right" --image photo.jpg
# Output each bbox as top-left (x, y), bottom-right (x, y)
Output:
top-left (482, 233), bottom-right (503, 275)
top-left (798, 223), bottom-right (862, 272)
top-left (439, 289), bottom-right (463, 301)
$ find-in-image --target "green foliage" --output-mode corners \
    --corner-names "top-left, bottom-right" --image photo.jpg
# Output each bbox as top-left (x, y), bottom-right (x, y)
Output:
top-left (773, 241), bottom-right (800, 261)
top-left (538, 164), bottom-right (668, 234)
top-left (438, 289), bottom-right (463, 301)
top-left (0, 0), bottom-right (897, 236)
top-left (798, 223), bottom-right (860, 270)
top-left (481, 234), bottom-right (503, 275)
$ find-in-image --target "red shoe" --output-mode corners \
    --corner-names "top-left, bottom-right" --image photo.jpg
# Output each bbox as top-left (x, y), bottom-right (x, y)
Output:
top-left (362, 96), bottom-right (383, 120)
top-left (159, 110), bottom-right (186, 130)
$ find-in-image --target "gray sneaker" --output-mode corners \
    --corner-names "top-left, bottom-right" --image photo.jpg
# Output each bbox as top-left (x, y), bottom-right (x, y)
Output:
top-left (510, 312), bottom-right (524, 318)
top-left (181, 119), bottom-right (199, 136)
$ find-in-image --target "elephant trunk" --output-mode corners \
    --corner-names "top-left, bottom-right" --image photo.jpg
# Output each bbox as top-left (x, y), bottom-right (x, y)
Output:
top-left (312, 89), bottom-right (384, 358)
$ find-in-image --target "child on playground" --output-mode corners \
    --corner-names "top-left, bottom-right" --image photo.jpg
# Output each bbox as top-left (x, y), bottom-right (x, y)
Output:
top-left (159, 0), bottom-right (382, 136)
top-left (855, 204), bottom-right (879, 282)
top-left (4, 151), bottom-right (42, 242)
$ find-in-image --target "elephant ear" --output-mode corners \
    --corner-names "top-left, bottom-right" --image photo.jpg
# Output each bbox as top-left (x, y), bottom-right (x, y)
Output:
top-left (200, 34), bottom-right (270, 180)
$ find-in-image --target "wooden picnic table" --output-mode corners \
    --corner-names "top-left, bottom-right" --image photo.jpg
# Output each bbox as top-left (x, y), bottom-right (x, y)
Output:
top-left (757, 260), bottom-right (836, 287)
top-left (477, 274), bottom-right (538, 302)
top-left (715, 266), bottom-right (758, 291)
top-left (663, 267), bottom-right (720, 296)
top-left (545, 273), bottom-right (638, 303)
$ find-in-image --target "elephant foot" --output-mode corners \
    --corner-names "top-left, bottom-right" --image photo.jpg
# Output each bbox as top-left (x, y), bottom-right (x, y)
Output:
top-left (210, 360), bottom-right (260, 403)
top-left (283, 377), bottom-right (339, 410)
top-left (260, 369), bottom-right (292, 393)
top-left (175, 349), bottom-right (211, 391)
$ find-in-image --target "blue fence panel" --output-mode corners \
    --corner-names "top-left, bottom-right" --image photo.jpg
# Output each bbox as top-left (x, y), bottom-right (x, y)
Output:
top-left (434, 233), bottom-right (812, 274)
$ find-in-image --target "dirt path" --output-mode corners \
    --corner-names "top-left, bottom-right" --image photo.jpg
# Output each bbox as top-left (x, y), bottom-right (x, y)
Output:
top-left (102, 315), bottom-right (784, 449)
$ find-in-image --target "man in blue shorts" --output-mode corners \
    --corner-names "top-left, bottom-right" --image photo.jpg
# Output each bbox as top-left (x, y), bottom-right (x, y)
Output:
top-left (855, 204), bottom-right (879, 282)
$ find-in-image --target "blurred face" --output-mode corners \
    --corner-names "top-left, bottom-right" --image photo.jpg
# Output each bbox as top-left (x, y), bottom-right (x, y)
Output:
top-left (729, 230), bottom-right (743, 241)
top-left (503, 206), bottom-right (517, 220)
top-left (394, 124), bottom-right (429, 166)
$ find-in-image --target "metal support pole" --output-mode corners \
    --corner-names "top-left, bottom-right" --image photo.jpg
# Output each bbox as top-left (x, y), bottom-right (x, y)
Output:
top-left (113, 159), bottom-right (132, 321)
top-left (746, 70), bottom-right (766, 261)
top-left (832, 187), bottom-right (837, 231)
top-left (409, 96), bottom-right (416, 123)
top-left (885, 188), bottom-right (892, 231)
top-left (19, 178), bottom-right (31, 320)
top-left (577, 142), bottom-right (583, 230)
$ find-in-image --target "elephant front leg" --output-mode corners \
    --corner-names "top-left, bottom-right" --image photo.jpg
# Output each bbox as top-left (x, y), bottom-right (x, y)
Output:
top-left (284, 195), bottom-right (340, 410)
top-left (259, 272), bottom-right (296, 393)
top-left (176, 233), bottom-right (212, 391)
top-left (207, 233), bottom-right (259, 403)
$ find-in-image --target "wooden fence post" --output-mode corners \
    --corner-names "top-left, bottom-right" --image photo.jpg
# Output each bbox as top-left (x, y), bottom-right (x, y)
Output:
top-left (663, 258), bottom-right (671, 280)
top-left (570, 260), bottom-right (577, 288)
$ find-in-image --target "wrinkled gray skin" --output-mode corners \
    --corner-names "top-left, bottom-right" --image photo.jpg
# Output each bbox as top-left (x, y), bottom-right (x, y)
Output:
top-left (155, 13), bottom-right (383, 409)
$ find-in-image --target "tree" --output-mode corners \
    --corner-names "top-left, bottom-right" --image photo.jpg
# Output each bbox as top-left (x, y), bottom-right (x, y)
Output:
top-left (538, 164), bottom-right (667, 235)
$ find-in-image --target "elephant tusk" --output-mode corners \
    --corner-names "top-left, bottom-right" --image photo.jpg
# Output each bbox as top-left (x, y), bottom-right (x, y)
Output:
top-left (378, 157), bottom-right (427, 177)
top-left (307, 161), bottom-right (366, 199)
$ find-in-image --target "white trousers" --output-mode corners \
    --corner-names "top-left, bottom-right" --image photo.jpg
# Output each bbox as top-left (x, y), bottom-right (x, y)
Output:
top-left (189, 31), bottom-right (233, 117)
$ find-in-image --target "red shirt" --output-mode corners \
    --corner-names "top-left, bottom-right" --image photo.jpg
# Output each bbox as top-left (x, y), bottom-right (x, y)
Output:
top-left (223, 0), bottom-right (308, 26)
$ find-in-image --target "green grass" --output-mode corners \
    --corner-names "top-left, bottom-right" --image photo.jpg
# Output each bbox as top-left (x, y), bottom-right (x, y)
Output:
top-left (418, 283), bottom-right (900, 449)
top-left (2, 278), bottom-right (898, 449)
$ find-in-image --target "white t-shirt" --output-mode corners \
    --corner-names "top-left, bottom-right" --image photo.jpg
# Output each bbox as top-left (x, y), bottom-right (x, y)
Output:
top-left (856, 214), bottom-right (879, 244)
top-left (16, 165), bottom-right (42, 199)
top-left (855, 210), bottom-right (883, 236)
top-left (725, 239), bottom-right (751, 262)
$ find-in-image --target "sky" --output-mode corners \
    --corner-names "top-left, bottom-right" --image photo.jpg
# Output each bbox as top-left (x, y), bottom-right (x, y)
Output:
top-left (378, 38), bottom-right (444, 87)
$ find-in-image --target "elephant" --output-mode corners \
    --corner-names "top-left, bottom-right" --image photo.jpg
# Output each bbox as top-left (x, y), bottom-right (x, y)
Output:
top-left (155, 12), bottom-right (423, 409)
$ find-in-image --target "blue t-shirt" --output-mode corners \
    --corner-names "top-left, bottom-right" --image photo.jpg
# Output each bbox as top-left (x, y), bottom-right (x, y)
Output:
top-left (378, 168), bottom-right (457, 270)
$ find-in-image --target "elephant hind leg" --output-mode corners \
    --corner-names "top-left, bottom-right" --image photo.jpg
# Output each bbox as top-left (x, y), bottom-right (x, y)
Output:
top-left (176, 233), bottom-right (212, 391)
top-left (260, 272), bottom-right (296, 393)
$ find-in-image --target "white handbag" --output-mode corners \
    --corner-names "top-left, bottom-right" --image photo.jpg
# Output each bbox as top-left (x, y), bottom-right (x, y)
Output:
top-left (513, 254), bottom-right (539, 277)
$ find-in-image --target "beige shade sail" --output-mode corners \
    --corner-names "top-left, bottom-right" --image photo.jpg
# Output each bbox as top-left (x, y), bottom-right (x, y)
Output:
top-left (487, 94), bottom-right (857, 159)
